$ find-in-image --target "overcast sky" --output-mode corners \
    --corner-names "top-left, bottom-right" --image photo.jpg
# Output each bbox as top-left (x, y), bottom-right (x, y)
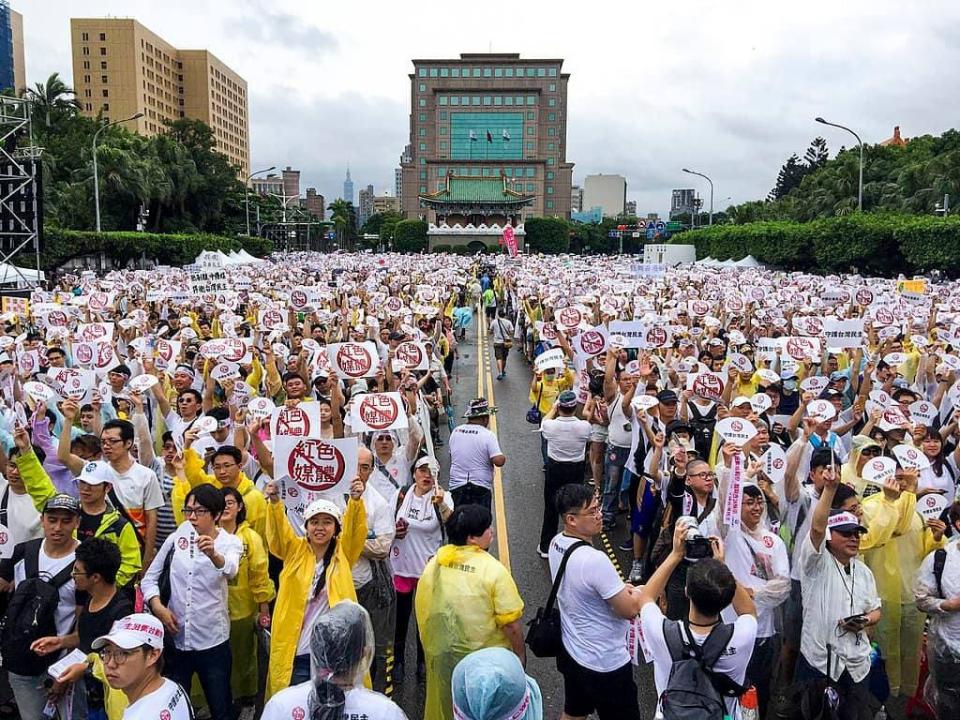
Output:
top-left (21, 0), bottom-right (960, 216)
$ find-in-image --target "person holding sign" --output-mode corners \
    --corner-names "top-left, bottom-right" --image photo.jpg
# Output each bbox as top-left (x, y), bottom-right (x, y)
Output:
top-left (262, 477), bottom-right (367, 698)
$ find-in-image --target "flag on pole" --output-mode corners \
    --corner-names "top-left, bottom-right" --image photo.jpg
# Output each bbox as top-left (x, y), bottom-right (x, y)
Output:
top-left (502, 129), bottom-right (511, 141)
top-left (486, 130), bottom-right (493, 143)
top-left (469, 130), bottom-right (477, 142)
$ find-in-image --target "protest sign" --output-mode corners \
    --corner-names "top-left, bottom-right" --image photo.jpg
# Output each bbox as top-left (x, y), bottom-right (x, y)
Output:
top-left (350, 392), bottom-right (409, 433)
top-left (327, 342), bottom-right (379, 379)
top-left (534, 348), bottom-right (566, 374)
top-left (271, 403), bottom-right (323, 438)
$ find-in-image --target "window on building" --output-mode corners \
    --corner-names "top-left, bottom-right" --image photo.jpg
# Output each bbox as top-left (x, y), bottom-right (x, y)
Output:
top-left (83, 74), bottom-right (91, 83)
top-left (526, 96), bottom-right (536, 105)
top-left (483, 168), bottom-right (493, 176)
top-left (483, 96), bottom-right (491, 105)
top-left (450, 97), bottom-right (460, 106)
top-left (419, 83), bottom-right (426, 92)
top-left (547, 171), bottom-right (554, 180)
top-left (102, 103), bottom-right (109, 111)
top-left (547, 157), bottom-right (555, 165)
top-left (420, 158), bottom-right (426, 165)
top-left (451, 68), bottom-right (460, 77)
top-left (100, 62), bottom-right (107, 70)
top-left (470, 167), bottom-right (481, 176)
top-left (440, 68), bottom-right (449, 77)
top-left (505, 68), bottom-right (514, 77)
top-left (419, 128), bottom-right (427, 137)
top-left (514, 167), bottom-right (524, 176)
top-left (526, 126), bottom-right (534, 136)
top-left (101, 75), bottom-right (108, 83)
top-left (483, 68), bottom-right (492, 77)
top-left (547, 186), bottom-right (554, 194)
top-left (102, 89), bottom-right (109, 97)
top-left (100, 47), bottom-right (107, 56)
top-left (418, 99), bottom-right (426, 107)
top-left (440, 111), bottom-right (447, 120)
top-left (548, 112), bottom-right (557, 122)
top-left (548, 142), bottom-right (555, 151)
top-left (81, 32), bottom-right (89, 41)
top-left (495, 68), bottom-right (503, 77)
top-left (527, 111), bottom-right (535, 121)
top-left (420, 171), bottom-right (427, 180)
top-left (83, 61), bottom-right (90, 69)
top-left (504, 97), bottom-right (513, 106)
top-left (549, 68), bottom-right (558, 77)
top-left (437, 167), bottom-right (447, 176)
top-left (82, 47), bottom-right (90, 56)
top-left (547, 200), bottom-right (555, 209)
top-left (471, 97), bottom-right (480, 106)
top-left (548, 127), bottom-right (556, 136)
top-left (439, 126), bottom-right (447, 135)
top-left (99, 32), bottom-right (106, 41)
top-left (549, 83), bottom-right (556, 92)
top-left (420, 185), bottom-right (427, 193)
top-left (504, 168), bottom-right (513, 177)
top-left (85, 102), bottom-right (92, 111)
top-left (526, 183), bottom-right (535, 191)
top-left (461, 95), bottom-right (469, 105)
top-left (537, 68), bottom-right (546, 77)
top-left (440, 141), bottom-right (447, 150)
top-left (548, 98), bottom-right (556, 107)
top-left (472, 68), bottom-right (481, 77)
top-left (526, 68), bottom-right (536, 77)
top-left (494, 96), bottom-right (503, 106)
top-left (429, 68), bottom-right (438, 77)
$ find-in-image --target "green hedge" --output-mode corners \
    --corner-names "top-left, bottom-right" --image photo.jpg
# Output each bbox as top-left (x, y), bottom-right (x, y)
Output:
top-left (26, 229), bottom-right (274, 272)
top-left (431, 244), bottom-right (451, 253)
top-left (672, 214), bottom-right (960, 275)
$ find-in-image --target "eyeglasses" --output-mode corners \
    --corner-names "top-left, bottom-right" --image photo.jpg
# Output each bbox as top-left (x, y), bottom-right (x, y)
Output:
top-left (860, 448), bottom-right (882, 457)
top-left (742, 497), bottom-right (765, 507)
top-left (100, 437), bottom-right (125, 446)
top-left (70, 569), bottom-right (90, 577)
top-left (181, 506), bottom-right (210, 517)
top-left (212, 463), bottom-right (237, 471)
top-left (688, 471), bottom-right (717, 480)
top-left (98, 647), bottom-right (142, 665)
top-left (571, 506), bottom-right (602, 517)
top-left (223, 499), bottom-right (239, 508)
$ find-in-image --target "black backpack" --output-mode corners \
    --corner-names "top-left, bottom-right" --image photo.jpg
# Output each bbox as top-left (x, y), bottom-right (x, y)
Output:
top-left (0, 538), bottom-right (75, 677)
top-left (687, 403), bottom-right (718, 460)
top-left (660, 619), bottom-right (742, 720)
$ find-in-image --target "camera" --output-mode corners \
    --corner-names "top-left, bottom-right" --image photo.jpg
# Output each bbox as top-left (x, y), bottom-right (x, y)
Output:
top-left (677, 516), bottom-right (713, 561)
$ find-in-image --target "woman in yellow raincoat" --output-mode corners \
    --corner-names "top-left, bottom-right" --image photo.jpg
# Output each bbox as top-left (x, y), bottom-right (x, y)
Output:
top-left (861, 465), bottom-right (947, 696)
top-left (263, 478), bottom-right (367, 699)
top-left (415, 504), bottom-right (525, 720)
top-left (219, 487), bottom-right (275, 709)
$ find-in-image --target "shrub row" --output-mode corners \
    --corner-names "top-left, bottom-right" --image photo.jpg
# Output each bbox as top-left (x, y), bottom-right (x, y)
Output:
top-left (672, 213), bottom-right (960, 275)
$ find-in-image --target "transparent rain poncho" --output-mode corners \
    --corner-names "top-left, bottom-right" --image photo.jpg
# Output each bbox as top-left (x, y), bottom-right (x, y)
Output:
top-left (451, 648), bottom-right (543, 720)
top-left (307, 600), bottom-right (375, 720)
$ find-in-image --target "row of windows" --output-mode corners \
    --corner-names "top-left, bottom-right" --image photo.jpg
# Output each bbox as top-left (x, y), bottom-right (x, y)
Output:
top-left (420, 111), bottom-right (559, 123)
top-left (80, 61), bottom-right (109, 71)
top-left (423, 127), bottom-right (559, 142)
top-left (437, 95), bottom-right (548, 108)
top-left (79, 32), bottom-right (108, 42)
top-left (435, 167), bottom-right (539, 178)
top-left (420, 82), bottom-right (557, 94)
top-left (418, 66), bottom-right (558, 79)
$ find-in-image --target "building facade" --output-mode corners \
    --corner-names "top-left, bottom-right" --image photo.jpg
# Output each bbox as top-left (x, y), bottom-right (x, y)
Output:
top-left (372, 194), bottom-right (399, 216)
top-left (358, 184), bottom-right (374, 226)
top-left (582, 174), bottom-right (626, 218)
top-left (303, 188), bottom-right (325, 219)
top-left (670, 188), bottom-right (696, 219)
top-left (625, 199), bottom-right (637, 216)
top-left (69, 18), bottom-right (250, 177)
top-left (343, 168), bottom-right (354, 206)
top-left (281, 166), bottom-right (301, 201)
top-left (251, 174), bottom-right (283, 196)
top-left (570, 184), bottom-right (582, 213)
top-left (0, 3), bottom-right (24, 95)
top-left (401, 52), bottom-right (573, 222)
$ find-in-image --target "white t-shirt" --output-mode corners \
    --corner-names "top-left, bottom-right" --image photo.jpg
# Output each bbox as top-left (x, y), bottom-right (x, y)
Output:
top-left (799, 534), bottom-right (880, 682)
top-left (297, 559), bottom-right (329, 656)
top-left (13, 540), bottom-right (77, 636)
top-left (919, 458), bottom-right (957, 495)
top-left (0, 481), bottom-right (41, 547)
top-left (352, 484), bottom-right (395, 588)
top-left (122, 679), bottom-right (192, 720)
top-left (491, 317), bottom-right (514, 344)
top-left (448, 424), bottom-right (502, 490)
top-left (391, 488), bottom-right (454, 579)
top-left (641, 602), bottom-right (757, 719)
top-left (541, 416), bottom-right (591, 463)
top-left (262, 681), bottom-right (407, 720)
top-left (548, 533), bottom-right (629, 672)
top-left (97, 460), bottom-right (164, 531)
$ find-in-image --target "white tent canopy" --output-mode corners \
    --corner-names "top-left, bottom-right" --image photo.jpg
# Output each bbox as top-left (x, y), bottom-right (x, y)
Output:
top-left (0, 262), bottom-right (45, 287)
top-left (734, 255), bottom-right (762, 267)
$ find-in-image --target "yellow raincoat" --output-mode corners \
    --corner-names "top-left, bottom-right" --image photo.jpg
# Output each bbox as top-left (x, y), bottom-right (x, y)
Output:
top-left (415, 544), bottom-right (524, 720)
top-left (264, 498), bottom-right (367, 698)
top-left (862, 491), bottom-right (945, 695)
top-left (183, 448), bottom-right (267, 541)
top-left (228, 522), bottom-right (275, 698)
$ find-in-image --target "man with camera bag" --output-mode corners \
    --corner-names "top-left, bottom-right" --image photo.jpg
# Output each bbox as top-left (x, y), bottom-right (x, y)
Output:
top-left (639, 521), bottom-right (758, 720)
top-left (548, 484), bottom-right (644, 720)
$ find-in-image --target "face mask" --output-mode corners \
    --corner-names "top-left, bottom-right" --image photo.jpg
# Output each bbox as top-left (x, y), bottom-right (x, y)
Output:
top-left (783, 379), bottom-right (798, 392)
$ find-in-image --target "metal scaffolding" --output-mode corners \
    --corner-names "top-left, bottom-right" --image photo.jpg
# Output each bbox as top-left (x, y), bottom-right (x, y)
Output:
top-left (0, 94), bottom-right (43, 288)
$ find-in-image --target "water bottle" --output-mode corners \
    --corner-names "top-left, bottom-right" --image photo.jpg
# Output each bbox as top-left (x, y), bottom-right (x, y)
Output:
top-left (740, 685), bottom-right (759, 720)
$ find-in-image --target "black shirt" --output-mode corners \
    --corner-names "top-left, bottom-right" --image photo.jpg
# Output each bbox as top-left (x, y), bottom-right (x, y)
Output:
top-left (77, 591), bottom-right (134, 653)
top-left (78, 512), bottom-right (104, 542)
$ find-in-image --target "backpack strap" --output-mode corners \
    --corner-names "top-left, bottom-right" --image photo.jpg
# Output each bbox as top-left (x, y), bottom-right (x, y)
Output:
top-left (662, 618), bottom-right (689, 663)
top-left (21, 537), bottom-right (44, 579)
top-left (934, 548), bottom-right (948, 598)
top-left (48, 558), bottom-right (76, 589)
top-left (107, 488), bottom-right (145, 548)
top-left (0, 485), bottom-right (9, 527)
top-left (698, 622), bottom-right (735, 669)
top-left (543, 541), bottom-right (589, 615)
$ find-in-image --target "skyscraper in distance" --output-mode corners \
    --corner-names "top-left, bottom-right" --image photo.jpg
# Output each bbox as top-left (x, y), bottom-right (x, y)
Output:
top-left (343, 167), bottom-right (354, 205)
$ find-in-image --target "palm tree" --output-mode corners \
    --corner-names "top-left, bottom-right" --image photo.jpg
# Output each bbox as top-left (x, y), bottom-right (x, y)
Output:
top-left (328, 198), bottom-right (355, 250)
top-left (28, 73), bottom-right (80, 127)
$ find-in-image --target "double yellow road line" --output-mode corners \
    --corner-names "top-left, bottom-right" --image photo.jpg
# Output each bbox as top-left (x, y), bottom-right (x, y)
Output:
top-left (476, 311), bottom-right (511, 572)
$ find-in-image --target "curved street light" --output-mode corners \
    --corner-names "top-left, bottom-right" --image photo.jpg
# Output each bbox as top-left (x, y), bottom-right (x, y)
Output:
top-left (93, 112), bottom-right (144, 232)
top-left (682, 168), bottom-right (714, 226)
top-left (815, 116), bottom-right (863, 212)
top-left (245, 166), bottom-right (276, 236)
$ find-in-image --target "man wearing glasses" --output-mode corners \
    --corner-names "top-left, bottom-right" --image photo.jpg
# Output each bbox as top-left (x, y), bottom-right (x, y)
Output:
top-left (93, 613), bottom-right (193, 719)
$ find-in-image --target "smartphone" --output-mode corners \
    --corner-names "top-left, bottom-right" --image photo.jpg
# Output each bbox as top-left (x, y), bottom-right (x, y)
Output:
top-left (841, 614), bottom-right (867, 627)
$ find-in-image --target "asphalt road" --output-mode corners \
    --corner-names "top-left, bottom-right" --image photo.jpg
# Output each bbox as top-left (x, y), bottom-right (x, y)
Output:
top-left (393, 312), bottom-right (660, 718)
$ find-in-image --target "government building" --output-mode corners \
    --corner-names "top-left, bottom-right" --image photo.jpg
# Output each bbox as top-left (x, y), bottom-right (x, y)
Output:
top-left (400, 53), bottom-right (574, 250)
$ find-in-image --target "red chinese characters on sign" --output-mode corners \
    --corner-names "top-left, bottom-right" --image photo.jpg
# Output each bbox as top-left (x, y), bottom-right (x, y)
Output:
top-left (276, 407), bottom-right (312, 437)
top-left (336, 344), bottom-right (373, 378)
top-left (558, 307), bottom-right (581, 329)
top-left (395, 342), bottom-right (424, 369)
top-left (75, 343), bottom-right (93, 365)
top-left (358, 394), bottom-right (400, 431)
top-left (693, 373), bottom-right (724, 402)
top-left (579, 331), bottom-right (605, 356)
top-left (645, 326), bottom-right (668, 348)
top-left (288, 439), bottom-right (345, 492)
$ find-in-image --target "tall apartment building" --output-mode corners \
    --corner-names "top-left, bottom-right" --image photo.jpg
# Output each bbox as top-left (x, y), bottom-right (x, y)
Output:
top-left (358, 184), bottom-right (374, 226)
top-left (670, 188), bottom-right (696, 219)
top-left (583, 174), bottom-right (626, 218)
top-left (281, 166), bottom-right (300, 201)
top-left (302, 188), bottom-right (325, 219)
top-left (372, 194), bottom-right (399, 216)
top-left (395, 144), bottom-right (412, 211)
top-left (570, 184), bottom-right (582, 213)
top-left (0, 2), bottom-right (25, 94)
top-left (70, 18), bottom-right (250, 177)
top-left (400, 53), bottom-right (574, 221)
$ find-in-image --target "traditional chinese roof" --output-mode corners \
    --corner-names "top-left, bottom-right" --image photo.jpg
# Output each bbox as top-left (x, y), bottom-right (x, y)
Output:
top-left (419, 175), bottom-right (534, 206)
top-left (880, 126), bottom-right (907, 148)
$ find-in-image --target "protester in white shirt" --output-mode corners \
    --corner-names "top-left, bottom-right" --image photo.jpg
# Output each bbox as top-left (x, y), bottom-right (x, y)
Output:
top-left (640, 521), bottom-right (758, 720)
top-left (0, 448), bottom-right (43, 547)
top-left (143, 484), bottom-right (241, 720)
top-left (538, 391), bottom-right (591, 557)
top-left (93, 613), bottom-right (193, 720)
top-left (796, 469), bottom-right (881, 705)
top-left (392, 456), bottom-right (454, 682)
top-left (448, 398), bottom-right (505, 511)
top-left (548, 484), bottom-right (644, 720)
top-left (261, 601), bottom-right (407, 720)
top-left (491, 309), bottom-right (515, 380)
top-left (722, 483), bottom-right (791, 718)
top-left (369, 423), bottom-right (422, 506)
top-left (915, 503), bottom-right (960, 719)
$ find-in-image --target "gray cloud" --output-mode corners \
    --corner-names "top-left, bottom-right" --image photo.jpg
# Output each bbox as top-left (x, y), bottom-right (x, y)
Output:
top-left (223, 2), bottom-right (336, 55)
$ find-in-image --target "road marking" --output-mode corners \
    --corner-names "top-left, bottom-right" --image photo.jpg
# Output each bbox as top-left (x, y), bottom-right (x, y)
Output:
top-left (478, 312), bottom-right (511, 573)
top-left (598, 531), bottom-right (625, 580)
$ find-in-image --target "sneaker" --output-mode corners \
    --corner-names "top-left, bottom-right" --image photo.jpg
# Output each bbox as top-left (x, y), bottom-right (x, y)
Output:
top-left (237, 706), bottom-right (257, 720)
top-left (537, 546), bottom-right (549, 559)
top-left (628, 559), bottom-right (645, 584)
top-left (618, 537), bottom-right (633, 552)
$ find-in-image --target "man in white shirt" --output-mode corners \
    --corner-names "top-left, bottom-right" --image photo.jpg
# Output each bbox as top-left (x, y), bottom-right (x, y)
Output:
top-left (491, 309), bottom-right (515, 380)
top-left (915, 503), bottom-right (960, 718)
top-left (352, 446), bottom-right (397, 691)
top-left (538, 391), bottom-right (591, 558)
top-left (639, 521), bottom-right (758, 720)
top-left (549, 484), bottom-right (644, 720)
top-left (448, 398), bottom-right (505, 511)
top-left (796, 469), bottom-right (881, 712)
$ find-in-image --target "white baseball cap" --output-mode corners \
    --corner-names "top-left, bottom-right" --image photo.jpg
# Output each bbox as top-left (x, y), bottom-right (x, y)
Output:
top-left (414, 456), bottom-right (440, 475)
top-left (78, 461), bottom-right (110, 486)
top-left (92, 613), bottom-right (164, 651)
top-left (302, 498), bottom-right (343, 526)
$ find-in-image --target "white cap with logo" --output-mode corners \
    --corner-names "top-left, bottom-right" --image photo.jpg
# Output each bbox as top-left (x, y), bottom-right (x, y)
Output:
top-left (92, 613), bottom-right (165, 650)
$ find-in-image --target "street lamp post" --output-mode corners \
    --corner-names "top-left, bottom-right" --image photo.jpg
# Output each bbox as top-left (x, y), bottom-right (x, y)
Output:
top-left (683, 168), bottom-right (714, 226)
top-left (245, 166), bottom-right (276, 236)
top-left (815, 117), bottom-right (863, 212)
top-left (93, 112), bottom-right (143, 232)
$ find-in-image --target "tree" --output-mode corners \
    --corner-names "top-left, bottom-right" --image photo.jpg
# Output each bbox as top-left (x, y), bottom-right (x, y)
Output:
top-left (804, 136), bottom-right (830, 170)
top-left (525, 217), bottom-right (570, 254)
top-left (393, 220), bottom-right (428, 252)
top-left (768, 154), bottom-right (806, 200)
top-left (328, 199), bottom-right (358, 249)
top-left (27, 73), bottom-right (80, 127)
top-left (360, 211), bottom-right (405, 238)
